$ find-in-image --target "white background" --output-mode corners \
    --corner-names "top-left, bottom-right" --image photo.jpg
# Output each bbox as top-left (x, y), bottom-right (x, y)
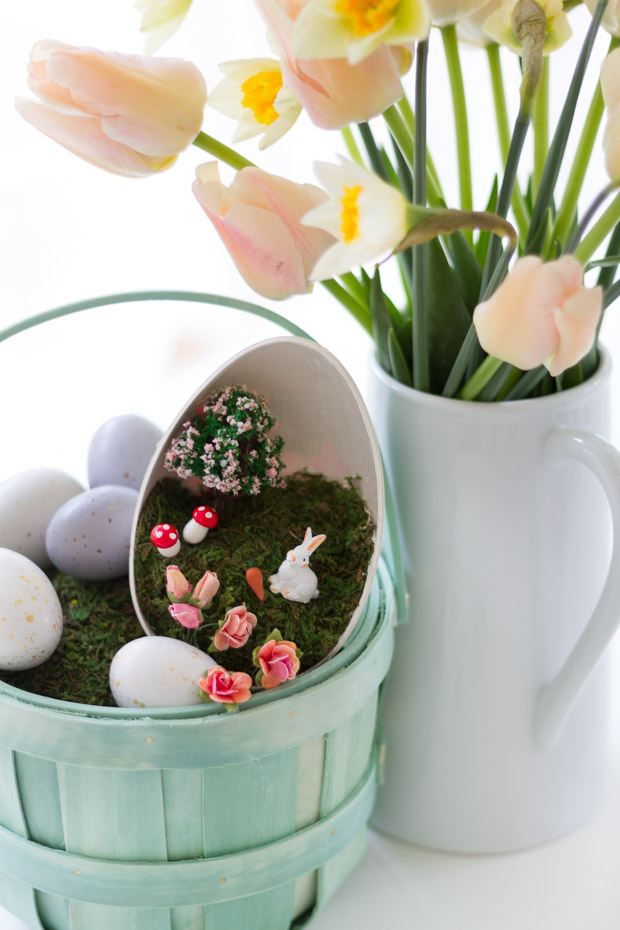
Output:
top-left (1, 4), bottom-right (620, 929)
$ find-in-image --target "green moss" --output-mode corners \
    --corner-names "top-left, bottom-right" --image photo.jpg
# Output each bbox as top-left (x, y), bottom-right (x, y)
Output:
top-left (134, 472), bottom-right (374, 680)
top-left (0, 473), bottom-right (374, 706)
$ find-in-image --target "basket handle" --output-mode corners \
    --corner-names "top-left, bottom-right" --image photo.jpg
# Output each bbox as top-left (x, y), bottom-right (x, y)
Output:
top-left (0, 288), bottom-right (407, 622)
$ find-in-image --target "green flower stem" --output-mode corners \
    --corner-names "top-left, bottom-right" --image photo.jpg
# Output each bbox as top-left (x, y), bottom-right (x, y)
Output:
top-left (574, 191), bottom-right (620, 265)
top-left (339, 271), bottom-right (368, 305)
top-left (396, 95), bottom-right (443, 197)
top-left (526, 0), bottom-right (610, 251)
top-left (341, 126), bottom-right (365, 166)
top-left (533, 57), bottom-right (549, 200)
top-left (413, 39), bottom-right (430, 393)
top-left (481, 113), bottom-right (531, 295)
top-left (554, 37), bottom-right (620, 248)
top-left (321, 280), bottom-right (373, 336)
top-left (382, 105), bottom-right (442, 204)
top-left (486, 43), bottom-right (529, 241)
top-left (441, 25), bottom-right (473, 227)
top-left (192, 131), bottom-right (255, 170)
top-left (458, 354), bottom-right (504, 400)
top-left (486, 44), bottom-right (510, 162)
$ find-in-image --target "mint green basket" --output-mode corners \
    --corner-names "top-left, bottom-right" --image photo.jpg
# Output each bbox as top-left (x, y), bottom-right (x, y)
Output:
top-left (0, 293), bottom-right (404, 930)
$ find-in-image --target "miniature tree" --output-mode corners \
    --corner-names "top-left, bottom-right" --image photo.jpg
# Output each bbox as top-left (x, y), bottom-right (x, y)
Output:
top-left (164, 385), bottom-right (286, 497)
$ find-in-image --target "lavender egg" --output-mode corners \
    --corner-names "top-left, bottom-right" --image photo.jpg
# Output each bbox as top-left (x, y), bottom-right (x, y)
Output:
top-left (46, 485), bottom-right (138, 581)
top-left (88, 415), bottom-right (162, 491)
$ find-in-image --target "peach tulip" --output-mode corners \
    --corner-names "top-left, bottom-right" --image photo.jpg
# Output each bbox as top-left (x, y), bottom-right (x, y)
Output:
top-left (253, 0), bottom-right (410, 129)
top-left (16, 40), bottom-right (206, 178)
top-left (472, 256), bottom-right (602, 377)
top-left (166, 565), bottom-right (192, 601)
top-left (193, 570), bottom-right (220, 608)
top-left (193, 161), bottom-right (335, 300)
top-left (601, 48), bottom-right (620, 181)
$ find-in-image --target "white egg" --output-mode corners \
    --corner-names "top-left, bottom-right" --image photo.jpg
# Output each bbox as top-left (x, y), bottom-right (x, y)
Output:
top-left (0, 468), bottom-right (84, 569)
top-left (0, 548), bottom-right (64, 671)
top-left (109, 636), bottom-right (217, 708)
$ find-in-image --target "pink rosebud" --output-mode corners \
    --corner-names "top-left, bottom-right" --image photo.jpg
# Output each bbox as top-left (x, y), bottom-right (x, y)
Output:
top-left (254, 0), bottom-right (410, 130)
top-left (193, 570), bottom-right (220, 608)
top-left (169, 602), bottom-right (202, 629)
top-left (213, 605), bottom-right (258, 651)
top-left (198, 666), bottom-right (253, 704)
top-left (256, 638), bottom-right (300, 690)
top-left (16, 40), bottom-right (207, 178)
top-left (193, 162), bottom-right (335, 300)
top-left (166, 565), bottom-right (192, 601)
top-left (473, 256), bottom-right (603, 377)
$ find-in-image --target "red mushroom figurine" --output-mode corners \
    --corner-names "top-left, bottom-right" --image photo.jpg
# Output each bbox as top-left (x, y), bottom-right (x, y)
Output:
top-left (183, 506), bottom-right (219, 544)
top-left (151, 523), bottom-right (181, 557)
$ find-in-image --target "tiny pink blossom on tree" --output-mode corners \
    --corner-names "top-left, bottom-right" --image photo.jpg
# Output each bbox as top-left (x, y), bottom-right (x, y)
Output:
top-left (164, 385), bottom-right (286, 497)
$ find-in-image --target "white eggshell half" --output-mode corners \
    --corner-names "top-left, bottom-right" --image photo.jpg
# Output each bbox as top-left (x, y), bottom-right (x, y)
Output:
top-left (110, 636), bottom-right (217, 708)
top-left (0, 548), bottom-right (64, 671)
top-left (130, 338), bottom-right (384, 658)
top-left (0, 468), bottom-right (84, 569)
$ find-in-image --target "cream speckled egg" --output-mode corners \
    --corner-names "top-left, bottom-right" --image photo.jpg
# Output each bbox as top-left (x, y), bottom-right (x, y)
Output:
top-left (110, 636), bottom-right (217, 708)
top-left (0, 548), bottom-right (64, 671)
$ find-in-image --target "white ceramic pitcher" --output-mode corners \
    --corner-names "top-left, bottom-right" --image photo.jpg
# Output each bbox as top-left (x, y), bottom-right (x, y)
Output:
top-left (369, 348), bottom-right (620, 852)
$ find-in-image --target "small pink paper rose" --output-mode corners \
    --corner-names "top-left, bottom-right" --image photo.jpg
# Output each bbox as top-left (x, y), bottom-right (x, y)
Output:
top-left (213, 605), bottom-right (257, 651)
top-left (253, 629), bottom-right (301, 690)
top-left (193, 570), bottom-right (220, 608)
top-left (166, 565), bottom-right (192, 601)
top-left (198, 666), bottom-right (253, 704)
top-left (169, 602), bottom-right (202, 629)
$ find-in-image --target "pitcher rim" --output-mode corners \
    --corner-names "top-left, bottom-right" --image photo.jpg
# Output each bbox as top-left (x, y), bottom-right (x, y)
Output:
top-left (370, 345), bottom-right (611, 415)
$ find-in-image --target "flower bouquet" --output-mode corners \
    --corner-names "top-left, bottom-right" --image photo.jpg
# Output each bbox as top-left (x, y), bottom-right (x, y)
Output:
top-left (11, 0), bottom-right (620, 402)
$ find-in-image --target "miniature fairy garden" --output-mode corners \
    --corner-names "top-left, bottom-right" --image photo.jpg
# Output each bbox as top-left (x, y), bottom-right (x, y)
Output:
top-left (0, 381), bottom-right (375, 709)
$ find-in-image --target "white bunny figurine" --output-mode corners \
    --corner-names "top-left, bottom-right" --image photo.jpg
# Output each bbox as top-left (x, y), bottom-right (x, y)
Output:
top-left (269, 527), bottom-right (326, 604)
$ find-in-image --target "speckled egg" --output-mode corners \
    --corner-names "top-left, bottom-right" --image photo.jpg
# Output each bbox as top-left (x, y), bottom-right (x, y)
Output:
top-left (46, 485), bottom-right (139, 581)
top-left (88, 414), bottom-right (162, 491)
top-left (0, 468), bottom-right (84, 569)
top-left (0, 548), bottom-right (64, 671)
top-left (109, 636), bottom-right (217, 708)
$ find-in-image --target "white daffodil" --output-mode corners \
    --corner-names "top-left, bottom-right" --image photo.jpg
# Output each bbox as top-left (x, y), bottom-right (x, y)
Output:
top-left (293, 0), bottom-right (430, 67)
top-left (302, 158), bottom-right (409, 279)
top-left (207, 58), bottom-right (302, 149)
top-left (483, 0), bottom-right (571, 54)
top-left (135, 0), bottom-right (193, 53)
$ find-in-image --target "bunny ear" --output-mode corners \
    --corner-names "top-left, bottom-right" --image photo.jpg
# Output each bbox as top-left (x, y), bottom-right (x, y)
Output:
top-left (303, 527), bottom-right (312, 544)
top-left (307, 533), bottom-right (326, 552)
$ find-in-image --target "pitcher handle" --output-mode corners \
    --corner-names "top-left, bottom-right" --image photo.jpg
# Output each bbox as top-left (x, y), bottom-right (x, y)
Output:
top-left (534, 427), bottom-right (620, 750)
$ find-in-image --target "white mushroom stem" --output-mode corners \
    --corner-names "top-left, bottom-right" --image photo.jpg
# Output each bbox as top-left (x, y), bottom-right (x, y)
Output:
top-left (183, 519), bottom-right (209, 544)
top-left (158, 539), bottom-right (181, 558)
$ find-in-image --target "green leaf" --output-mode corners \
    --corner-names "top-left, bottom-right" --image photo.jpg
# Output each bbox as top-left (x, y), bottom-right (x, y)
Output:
top-left (427, 238), bottom-right (472, 392)
top-left (527, 206), bottom-right (553, 256)
top-left (387, 328), bottom-right (413, 386)
top-left (475, 176), bottom-right (498, 265)
top-left (396, 318), bottom-right (413, 368)
top-left (370, 268), bottom-right (392, 373)
top-left (586, 256), bottom-right (620, 271)
top-left (442, 231), bottom-right (483, 312)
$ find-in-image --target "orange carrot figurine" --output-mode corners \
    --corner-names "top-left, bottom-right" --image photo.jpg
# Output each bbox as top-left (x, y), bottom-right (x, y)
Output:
top-left (245, 566), bottom-right (264, 601)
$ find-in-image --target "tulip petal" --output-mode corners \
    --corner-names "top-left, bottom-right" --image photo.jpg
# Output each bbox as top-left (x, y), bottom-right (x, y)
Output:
top-left (546, 286), bottom-right (603, 377)
top-left (15, 97), bottom-right (175, 177)
top-left (43, 47), bottom-right (206, 156)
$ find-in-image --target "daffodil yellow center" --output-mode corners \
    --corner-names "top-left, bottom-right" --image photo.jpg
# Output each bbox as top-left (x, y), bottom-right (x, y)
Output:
top-left (240, 71), bottom-right (283, 125)
top-left (335, 0), bottom-right (399, 36)
top-left (341, 185), bottom-right (362, 242)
